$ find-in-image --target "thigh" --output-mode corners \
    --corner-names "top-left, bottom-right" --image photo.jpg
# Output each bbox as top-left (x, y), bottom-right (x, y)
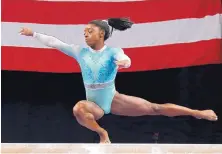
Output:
top-left (74, 100), bottom-right (104, 120)
top-left (111, 92), bottom-right (157, 116)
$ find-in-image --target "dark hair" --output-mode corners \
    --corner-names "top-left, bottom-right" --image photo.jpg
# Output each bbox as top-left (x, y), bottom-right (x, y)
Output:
top-left (89, 18), bottom-right (134, 41)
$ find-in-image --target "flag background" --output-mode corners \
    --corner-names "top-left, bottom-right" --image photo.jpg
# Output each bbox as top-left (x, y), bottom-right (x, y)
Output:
top-left (1, 0), bottom-right (222, 143)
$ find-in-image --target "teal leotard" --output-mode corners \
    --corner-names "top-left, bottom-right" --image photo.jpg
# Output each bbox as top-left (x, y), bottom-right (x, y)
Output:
top-left (76, 46), bottom-right (129, 114)
top-left (34, 33), bottom-right (131, 114)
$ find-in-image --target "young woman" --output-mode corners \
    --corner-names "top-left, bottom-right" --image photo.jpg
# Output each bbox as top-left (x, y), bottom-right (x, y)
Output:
top-left (20, 18), bottom-right (218, 143)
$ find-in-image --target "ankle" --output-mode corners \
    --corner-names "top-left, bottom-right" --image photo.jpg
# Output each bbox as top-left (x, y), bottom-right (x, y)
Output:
top-left (98, 129), bottom-right (108, 137)
top-left (192, 110), bottom-right (200, 117)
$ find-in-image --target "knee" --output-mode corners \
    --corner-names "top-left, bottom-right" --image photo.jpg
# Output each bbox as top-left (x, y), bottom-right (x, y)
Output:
top-left (73, 101), bottom-right (86, 117)
top-left (151, 104), bottom-right (163, 114)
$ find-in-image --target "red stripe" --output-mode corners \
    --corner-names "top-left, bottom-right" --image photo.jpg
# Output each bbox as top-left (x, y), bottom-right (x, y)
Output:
top-left (2, 0), bottom-right (221, 24)
top-left (2, 39), bottom-right (221, 73)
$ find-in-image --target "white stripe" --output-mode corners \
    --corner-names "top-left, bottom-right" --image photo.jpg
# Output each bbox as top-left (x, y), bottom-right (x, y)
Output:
top-left (2, 14), bottom-right (221, 49)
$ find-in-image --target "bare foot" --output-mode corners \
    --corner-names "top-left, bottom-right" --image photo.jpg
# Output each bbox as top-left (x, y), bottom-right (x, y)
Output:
top-left (99, 130), bottom-right (111, 144)
top-left (194, 110), bottom-right (218, 121)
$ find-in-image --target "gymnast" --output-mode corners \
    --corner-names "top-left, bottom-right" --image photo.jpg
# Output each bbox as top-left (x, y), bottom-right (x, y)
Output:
top-left (20, 18), bottom-right (218, 143)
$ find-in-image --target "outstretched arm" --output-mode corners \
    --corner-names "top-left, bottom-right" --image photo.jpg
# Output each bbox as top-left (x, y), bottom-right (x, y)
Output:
top-left (20, 27), bottom-right (81, 59)
top-left (114, 48), bottom-right (131, 69)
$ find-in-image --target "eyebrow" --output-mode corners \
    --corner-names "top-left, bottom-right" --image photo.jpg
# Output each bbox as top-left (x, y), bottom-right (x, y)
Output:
top-left (84, 28), bottom-right (93, 31)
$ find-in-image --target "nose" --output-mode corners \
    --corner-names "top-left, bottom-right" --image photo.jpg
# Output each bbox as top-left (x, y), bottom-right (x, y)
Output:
top-left (84, 32), bottom-right (89, 38)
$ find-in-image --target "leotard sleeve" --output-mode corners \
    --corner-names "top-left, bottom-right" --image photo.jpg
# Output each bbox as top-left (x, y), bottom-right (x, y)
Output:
top-left (113, 48), bottom-right (131, 68)
top-left (33, 32), bottom-right (82, 59)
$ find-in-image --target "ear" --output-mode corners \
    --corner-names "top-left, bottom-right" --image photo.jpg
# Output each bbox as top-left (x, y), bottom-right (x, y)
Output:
top-left (99, 30), bottom-right (105, 38)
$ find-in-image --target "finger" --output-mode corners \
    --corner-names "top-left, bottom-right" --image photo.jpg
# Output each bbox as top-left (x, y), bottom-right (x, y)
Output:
top-left (118, 66), bottom-right (123, 70)
top-left (19, 31), bottom-right (24, 35)
top-left (116, 61), bottom-right (123, 64)
top-left (19, 28), bottom-right (24, 34)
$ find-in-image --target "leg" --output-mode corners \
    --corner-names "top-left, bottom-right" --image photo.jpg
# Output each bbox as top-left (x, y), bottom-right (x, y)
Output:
top-left (111, 92), bottom-right (218, 121)
top-left (73, 100), bottom-right (110, 143)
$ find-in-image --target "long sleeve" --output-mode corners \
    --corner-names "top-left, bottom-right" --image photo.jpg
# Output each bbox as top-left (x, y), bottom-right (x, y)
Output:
top-left (114, 48), bottom-right (131, 68)
top-left (33, 32), bottom-right (82, 59)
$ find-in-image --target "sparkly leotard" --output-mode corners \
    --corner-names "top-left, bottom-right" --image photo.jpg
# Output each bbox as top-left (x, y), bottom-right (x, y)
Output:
top-left (33, 33), bottom-right (131, 114)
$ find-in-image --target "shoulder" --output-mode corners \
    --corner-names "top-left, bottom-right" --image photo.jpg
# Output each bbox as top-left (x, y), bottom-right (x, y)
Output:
top-left (70, 44), bottom-right (89, 53)
top-left (108, 47), bottom-right (124, 55)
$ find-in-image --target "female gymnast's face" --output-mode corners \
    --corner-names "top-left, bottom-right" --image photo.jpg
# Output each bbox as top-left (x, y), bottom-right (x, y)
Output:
top-left (84, 24), bottom-right (104, 47)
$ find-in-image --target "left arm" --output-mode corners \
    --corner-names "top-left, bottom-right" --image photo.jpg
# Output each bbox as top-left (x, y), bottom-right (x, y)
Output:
top-left (114, 48), bottom-right (131, 69)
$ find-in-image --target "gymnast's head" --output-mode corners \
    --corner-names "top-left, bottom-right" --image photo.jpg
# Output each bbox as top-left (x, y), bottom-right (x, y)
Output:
top-left (84, 18), bottom-right (133, 49)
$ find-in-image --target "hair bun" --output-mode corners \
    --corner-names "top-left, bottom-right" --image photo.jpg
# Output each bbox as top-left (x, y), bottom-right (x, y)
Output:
top-left (107, 18), bottom-right (134, 31)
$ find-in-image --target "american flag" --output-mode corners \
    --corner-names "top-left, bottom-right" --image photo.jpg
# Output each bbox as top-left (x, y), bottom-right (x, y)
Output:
top-left (2, 0), bottom-right (222, 73)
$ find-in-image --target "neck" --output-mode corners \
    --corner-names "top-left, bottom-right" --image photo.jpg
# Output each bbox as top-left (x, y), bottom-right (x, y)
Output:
top-left (91, 42), bottom-right (105, 51)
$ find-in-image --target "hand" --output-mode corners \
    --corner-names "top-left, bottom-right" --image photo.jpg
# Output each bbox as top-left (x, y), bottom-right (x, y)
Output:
top-left (115, 60), bottom-right (129, 69)
top-left (19, 27), bottom-right (34, 36)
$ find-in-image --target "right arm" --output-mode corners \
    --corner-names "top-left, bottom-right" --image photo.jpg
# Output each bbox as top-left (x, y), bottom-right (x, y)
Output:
top-left (20, 28), bottom-right (81, 59)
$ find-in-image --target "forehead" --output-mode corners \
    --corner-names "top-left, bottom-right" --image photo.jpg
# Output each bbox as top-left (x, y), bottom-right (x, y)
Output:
top-left (84, 24), bottom-right (100, 31)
